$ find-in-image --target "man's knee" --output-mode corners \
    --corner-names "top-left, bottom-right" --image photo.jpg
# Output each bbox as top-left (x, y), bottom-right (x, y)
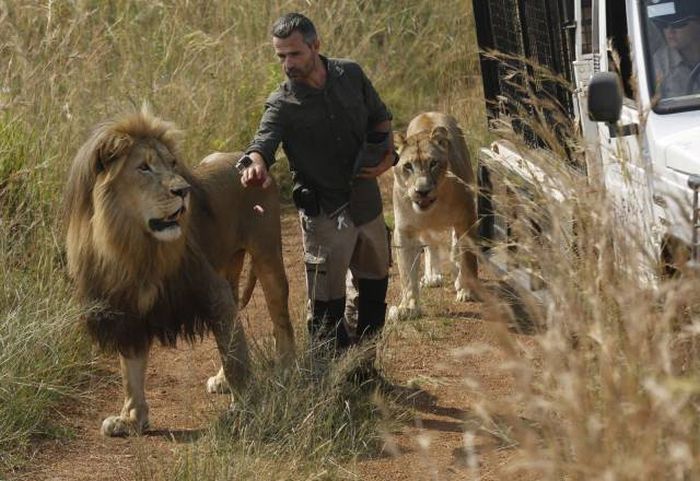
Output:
top-left (357, 277), bottom-right (388, 302)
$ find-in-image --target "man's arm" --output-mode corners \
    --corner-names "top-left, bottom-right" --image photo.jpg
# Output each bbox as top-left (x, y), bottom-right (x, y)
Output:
top-left (357, 119), bottom-right (395, 179)
top-left (355, 65), bottom-right (395, 179)
top-left (241, 99), bottom-right (284, 188)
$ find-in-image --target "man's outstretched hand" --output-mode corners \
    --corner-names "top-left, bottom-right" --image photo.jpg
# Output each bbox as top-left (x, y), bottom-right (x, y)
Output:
top-left (240, 153), bottom-right (272, 188)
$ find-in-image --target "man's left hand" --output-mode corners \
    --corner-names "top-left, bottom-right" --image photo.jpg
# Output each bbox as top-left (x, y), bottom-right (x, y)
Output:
top-left (357, 150), bottom-right (395, 179)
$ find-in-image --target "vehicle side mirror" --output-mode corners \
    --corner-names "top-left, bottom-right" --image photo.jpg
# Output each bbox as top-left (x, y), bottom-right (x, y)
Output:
top-left (587, 72), bottom-right (623, 123)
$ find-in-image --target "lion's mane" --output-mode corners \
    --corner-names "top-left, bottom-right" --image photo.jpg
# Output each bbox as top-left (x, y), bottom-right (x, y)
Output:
top-left (64, 109), bottom-right (214, 355)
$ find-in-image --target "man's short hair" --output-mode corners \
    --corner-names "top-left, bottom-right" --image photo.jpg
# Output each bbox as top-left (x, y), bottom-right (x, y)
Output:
top-left (271, 13), bottom-right (317, 45)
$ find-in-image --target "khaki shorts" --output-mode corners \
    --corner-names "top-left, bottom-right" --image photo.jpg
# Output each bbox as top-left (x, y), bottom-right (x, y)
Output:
top-left (300, 209), bottom-right (390, 302)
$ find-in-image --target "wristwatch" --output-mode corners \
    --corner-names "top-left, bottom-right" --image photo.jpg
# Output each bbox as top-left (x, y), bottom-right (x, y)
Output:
top-left (235, 154), bottom-right (254, 173)
top-left (391, 150), bottom-right (400, 166)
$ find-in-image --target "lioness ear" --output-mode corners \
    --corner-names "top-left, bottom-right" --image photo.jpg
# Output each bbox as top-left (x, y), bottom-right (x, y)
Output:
top-left (393, 131), bottom-right (407, 154)
top-left (430, 126), bottom-right (450, 150)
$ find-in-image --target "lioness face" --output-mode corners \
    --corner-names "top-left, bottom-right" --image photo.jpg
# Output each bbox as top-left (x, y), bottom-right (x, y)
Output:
top-left (111, 140), bottom-right (191, 242)
top-left (395, 135), bottom-right (449, 213)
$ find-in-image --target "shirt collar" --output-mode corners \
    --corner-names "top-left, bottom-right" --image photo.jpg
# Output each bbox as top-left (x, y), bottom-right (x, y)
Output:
top-left (284, 56), bottom-right (344, 99)
top-left (668, 47), bottom-right (686, 69)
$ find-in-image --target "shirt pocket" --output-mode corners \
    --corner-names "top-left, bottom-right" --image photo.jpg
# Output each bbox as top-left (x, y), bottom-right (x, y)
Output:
top-left (297, 110), bottom-right (325, 128)
top-left (337, 90), bottom-right (367, 135)
top-left (293, 110), bottom-right (329, 144)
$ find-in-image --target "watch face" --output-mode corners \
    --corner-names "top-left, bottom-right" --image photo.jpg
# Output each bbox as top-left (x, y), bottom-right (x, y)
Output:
top-left (236, 155), bottom-right (253, 172)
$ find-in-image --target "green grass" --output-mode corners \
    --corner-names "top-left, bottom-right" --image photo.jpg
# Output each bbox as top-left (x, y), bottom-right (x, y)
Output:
top-left (0, 218), bottom-right (92, 471)
top-left (0, 113), bottom-right (95, 472)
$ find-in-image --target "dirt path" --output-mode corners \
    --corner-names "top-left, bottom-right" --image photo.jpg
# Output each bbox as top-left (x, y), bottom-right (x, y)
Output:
top-left (355, 277), bottom-right (536, 481)
top-left (11, 200), bottom-right (535, 481)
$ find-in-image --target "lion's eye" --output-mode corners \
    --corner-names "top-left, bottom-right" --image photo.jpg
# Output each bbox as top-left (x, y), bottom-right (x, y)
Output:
top-left (138, 163), bottom-right (152, 173)
top-left (402, 162), bottom-right (414, 173)
top-left (430, 159), bottom-right (440, 170)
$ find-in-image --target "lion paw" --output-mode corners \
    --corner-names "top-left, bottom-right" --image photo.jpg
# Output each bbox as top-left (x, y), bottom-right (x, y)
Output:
top-left (455, 288), bottom-right (475, 302)
top-left (388, 304), bottom-right (422, 321)
top-left (421, 274), bottom-right (444, 288)
top-left (206, 370), bottom-right (231, 394)
top-left (101, 415), bottom-right (148, 437)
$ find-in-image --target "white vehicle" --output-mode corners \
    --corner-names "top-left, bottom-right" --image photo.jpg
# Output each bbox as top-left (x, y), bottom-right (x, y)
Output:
top-left (473, 0), bottom-right (700, 289)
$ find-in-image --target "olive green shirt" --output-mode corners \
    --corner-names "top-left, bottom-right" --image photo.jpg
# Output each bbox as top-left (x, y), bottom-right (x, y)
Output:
top-left (246, 56), bottom-right (392, 224)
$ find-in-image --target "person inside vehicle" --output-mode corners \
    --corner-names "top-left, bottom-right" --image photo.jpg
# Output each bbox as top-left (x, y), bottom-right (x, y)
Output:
top-left (650, 0), bottom-right (700, 97)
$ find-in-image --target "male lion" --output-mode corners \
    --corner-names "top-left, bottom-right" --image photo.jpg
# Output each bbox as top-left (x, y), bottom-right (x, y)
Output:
top-left (64, 108), bottom-right (294, 436)
top-left (389, 112), bottom-right (478, 320)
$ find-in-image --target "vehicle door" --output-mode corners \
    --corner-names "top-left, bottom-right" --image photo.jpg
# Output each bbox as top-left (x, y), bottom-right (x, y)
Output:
top-left (596, 0), bottom-right (659, 273)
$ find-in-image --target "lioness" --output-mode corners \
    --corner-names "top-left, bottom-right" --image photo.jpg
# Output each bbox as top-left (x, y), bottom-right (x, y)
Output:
top-left (390, 112), bottom-right (478, 320)
top-left (64, 108), bottom-right (294, 436)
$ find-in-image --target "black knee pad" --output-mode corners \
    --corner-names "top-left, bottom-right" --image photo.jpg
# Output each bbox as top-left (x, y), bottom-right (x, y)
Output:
top-left (356, 278), bottom-right (388, 342)
top-left (357, 277), bottom-right (388, 303)
top-left (356, 299), bottom-right (387, 341)
top-left (308, 298), bottom-right (351, 350)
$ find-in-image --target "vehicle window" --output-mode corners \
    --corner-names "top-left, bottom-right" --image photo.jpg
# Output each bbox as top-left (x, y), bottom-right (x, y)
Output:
top-left (581, 0), bottom-right (593, 54)
top-left (643, 0), bottom-right (700, 107)
top-left (606, 0), bottom-right (636, 100)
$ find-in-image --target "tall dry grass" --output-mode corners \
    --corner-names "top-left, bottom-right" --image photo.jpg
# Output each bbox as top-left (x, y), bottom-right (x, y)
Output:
top-left (0, 0), bottom-right (480, 476)
top-left (461, 58), bottom-right (700, 479)
top-left (5, 0), bottom-right (700, 479)
top-left (157, 44), bottom-right (700, 481)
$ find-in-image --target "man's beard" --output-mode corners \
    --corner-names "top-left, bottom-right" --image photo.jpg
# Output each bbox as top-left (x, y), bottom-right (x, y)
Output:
top-left (285, 67), bottom-right (302, 79)
top-left (285, 57), bottom-right (315, 81)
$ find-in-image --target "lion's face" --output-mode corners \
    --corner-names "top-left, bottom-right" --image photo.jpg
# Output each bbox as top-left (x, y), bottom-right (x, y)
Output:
top-left (64, 109), bottom-right (197, 311)
top-left (103, 139), bottom-right (191, 242)
top-left (394, 127), bottom-right (450, 213)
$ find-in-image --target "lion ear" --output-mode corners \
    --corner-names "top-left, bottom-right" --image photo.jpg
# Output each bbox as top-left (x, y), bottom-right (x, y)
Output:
top-left (63, 128), bottom-right (131, 226)
top-left (94, 131), bottom-right (132, 172)
top-left (430, 126), bottom-right (450, 150)
top-left (393, 131), bottom-right (407, 154)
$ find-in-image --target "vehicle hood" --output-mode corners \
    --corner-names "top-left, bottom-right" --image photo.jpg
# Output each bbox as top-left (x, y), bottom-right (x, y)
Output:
top-left (649, 110), bottom-right (700, 176)
top-left (664, 128), bottom-right (700, 175)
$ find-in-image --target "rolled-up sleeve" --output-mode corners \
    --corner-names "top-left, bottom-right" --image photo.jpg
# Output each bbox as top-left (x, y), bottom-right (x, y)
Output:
top-left (359, 67), bottom-right (392, 128)
top-left (246, 96), bottom-right (284, 168)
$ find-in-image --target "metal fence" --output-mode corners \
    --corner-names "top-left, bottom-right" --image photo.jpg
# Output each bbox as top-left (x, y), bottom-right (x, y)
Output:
top-left (473, 0), bottom-right (576, 149)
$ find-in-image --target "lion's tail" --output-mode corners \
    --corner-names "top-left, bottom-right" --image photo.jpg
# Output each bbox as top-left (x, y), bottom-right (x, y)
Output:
top-left (239, 267), bottom-right (257, 309)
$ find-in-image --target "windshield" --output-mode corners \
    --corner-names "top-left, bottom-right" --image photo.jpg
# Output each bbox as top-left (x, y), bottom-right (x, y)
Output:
top-left (642, 0), bottom-right (700, 113)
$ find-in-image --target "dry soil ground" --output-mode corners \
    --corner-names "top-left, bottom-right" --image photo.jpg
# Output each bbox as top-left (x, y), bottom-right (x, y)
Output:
top-left (10, 177), bottom-right (538, 481)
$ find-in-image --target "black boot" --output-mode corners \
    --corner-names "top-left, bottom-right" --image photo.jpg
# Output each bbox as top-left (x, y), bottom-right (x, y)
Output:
top-left (308, 298), bottom-right (352, 354)
top-left (350, 278), bottom-right (387, 385)
top-left (355, 277), bottom-right (388, 342)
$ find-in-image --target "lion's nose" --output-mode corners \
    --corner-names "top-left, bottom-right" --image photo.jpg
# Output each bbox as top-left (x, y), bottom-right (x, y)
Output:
top-left (415, 187), bottom-right (431, 198)
top-left (171, 185), bottom-right (191, 198)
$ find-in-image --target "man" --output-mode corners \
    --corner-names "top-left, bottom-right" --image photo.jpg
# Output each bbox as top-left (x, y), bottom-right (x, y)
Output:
top-left (239, 13), bottom-right (395, 356)
top-left (650, 1), bottom-right (700, 97)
